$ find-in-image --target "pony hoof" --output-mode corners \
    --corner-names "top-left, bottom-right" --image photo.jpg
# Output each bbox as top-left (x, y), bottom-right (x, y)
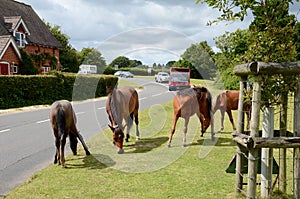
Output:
top-left (182, 144), bottom-right (187, 147)
top-left (125, 138), bottom-right (129, 142)
top-left (136, 136), bottom-right (140, 141)
top-left (117, 149), bottom-right (124, 154)
top-left (167, 144), bottom-right (171, 148)
top-left (86, 151), bottom-right (91, 155)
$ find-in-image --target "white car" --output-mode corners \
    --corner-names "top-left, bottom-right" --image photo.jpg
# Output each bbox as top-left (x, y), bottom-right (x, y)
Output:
top-left (155, 72), bottom-right (169, 83)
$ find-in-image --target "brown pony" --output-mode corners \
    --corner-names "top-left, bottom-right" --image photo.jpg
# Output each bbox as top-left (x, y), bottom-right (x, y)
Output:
top-left (106, 86), bottom-right (140, 154)
top-left (50, 100), bottom-right (90, 167)
top-left (167, 85), bottom-right (213, 147)
top-left (212, 90), bottom-right (251, 132)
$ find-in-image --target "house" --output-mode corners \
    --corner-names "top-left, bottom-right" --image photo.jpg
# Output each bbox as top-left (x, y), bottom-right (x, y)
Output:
top-left (0, 0), bottom-right (61, 75)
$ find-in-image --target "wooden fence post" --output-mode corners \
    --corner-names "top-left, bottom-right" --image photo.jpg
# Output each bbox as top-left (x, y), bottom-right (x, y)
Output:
top-left (279, 92), bottom-right (288, 193)
top-left (247, 75), bottom-right (261, 199)
top-left (261, 107), bottom-right (274, 198)
top-left (294, 80), bottom-right (300, 198)
top-left (236, 76), bottom-right (247, 194)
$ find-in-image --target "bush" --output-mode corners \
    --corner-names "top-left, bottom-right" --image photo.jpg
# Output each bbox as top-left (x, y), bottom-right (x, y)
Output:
top-left (0, 73), bottom-right (118, 109)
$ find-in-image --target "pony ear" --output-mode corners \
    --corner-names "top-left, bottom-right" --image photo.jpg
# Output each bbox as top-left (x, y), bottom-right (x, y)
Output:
top-left (108, 124), bottom-right (115, 132)
top-left (201, 87), bottom-right (207, 92)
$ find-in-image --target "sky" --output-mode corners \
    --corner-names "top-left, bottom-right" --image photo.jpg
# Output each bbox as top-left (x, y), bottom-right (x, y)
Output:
top-left (17, 0), bottom-right (300, 66)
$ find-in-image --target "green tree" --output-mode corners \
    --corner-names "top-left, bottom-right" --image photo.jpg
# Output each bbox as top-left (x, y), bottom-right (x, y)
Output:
top-left (109, 56), bottom-right (130, 69)
top-left (214, 29), bottom-right (253, 89)
top-left (166, 60), bottom-right (176, 68)
top-left (46, 23), bottom-right (79, 72)
top-left (129, 60), bottom-right (143, 68)
top-left (79, 48), bottom-right (106, 73)
top-left (181, 41), bottom-right (217, 79)
top-left (295, 22), bottom-right (300, 60)
top-left (198, 0), bottom-right (299, 96)
top-left (174, 59), bottom-right (202, 79)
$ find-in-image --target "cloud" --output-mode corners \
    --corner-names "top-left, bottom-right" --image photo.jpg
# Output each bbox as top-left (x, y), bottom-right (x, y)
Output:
top-left (18, 0), bottom-right (300, 65)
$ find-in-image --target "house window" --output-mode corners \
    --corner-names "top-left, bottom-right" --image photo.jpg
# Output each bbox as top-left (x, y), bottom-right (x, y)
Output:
top-left (42, 66), bottom-right (50, 73)
top-left (13, 65), bottom-right (18, 74)
top-left (15, 32), bottom-right (27, 47)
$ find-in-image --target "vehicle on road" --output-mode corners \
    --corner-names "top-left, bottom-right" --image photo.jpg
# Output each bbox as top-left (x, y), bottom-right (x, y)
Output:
top-left (154, 72), bottom-right (169, 83)
top-left (168, 67), bottom-right (191, 91)
top-left (114, 71), bottom-right (134, 78)
top-left (78, 64), bottom-right (97, 74)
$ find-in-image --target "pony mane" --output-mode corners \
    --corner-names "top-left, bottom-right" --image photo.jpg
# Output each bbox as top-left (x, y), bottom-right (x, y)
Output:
top-left (177, 88), bottom-right (196, 97)
top-left (109, 88), bottom-right (124, 130)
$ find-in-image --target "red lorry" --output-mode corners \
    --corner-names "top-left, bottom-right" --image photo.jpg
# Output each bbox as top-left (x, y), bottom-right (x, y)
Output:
top-left (168, 67), bottom-right (191, 91)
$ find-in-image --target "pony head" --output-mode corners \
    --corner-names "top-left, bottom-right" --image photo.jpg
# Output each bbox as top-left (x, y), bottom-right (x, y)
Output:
top-left (108, 124), bottom-right (124, 154)
top-left (192, 85), bottom-right (208, 101)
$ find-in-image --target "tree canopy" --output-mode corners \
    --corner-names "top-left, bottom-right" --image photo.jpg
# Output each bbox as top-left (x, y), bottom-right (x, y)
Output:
top-left (78, 48), bottom-right (106, 73)
top-left (46, 23), bottom-right (79, 73)
top-left (181, 41), bottom-right (217, 79)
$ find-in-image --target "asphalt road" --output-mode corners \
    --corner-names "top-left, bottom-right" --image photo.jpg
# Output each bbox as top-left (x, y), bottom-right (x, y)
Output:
top-left (0, 77), bottom-right (175, 197)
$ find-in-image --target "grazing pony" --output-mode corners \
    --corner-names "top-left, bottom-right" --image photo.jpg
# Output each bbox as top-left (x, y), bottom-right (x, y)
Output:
top-left (106, 86), bottom-right (140, 154)
top-left (50, 100), bottom-right (90, 168)
top-left (167, 86), bottom-right (213, 147)
top-left (212, 90), bottom-right (251, 132)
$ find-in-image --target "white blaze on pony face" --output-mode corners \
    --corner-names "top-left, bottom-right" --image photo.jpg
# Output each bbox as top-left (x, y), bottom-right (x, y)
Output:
top-left (109, 125), bottom-right (125, 153)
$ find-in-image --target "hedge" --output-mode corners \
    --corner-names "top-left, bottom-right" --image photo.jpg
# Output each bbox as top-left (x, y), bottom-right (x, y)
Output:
top-left (0, 73), bottom-right (118, 109)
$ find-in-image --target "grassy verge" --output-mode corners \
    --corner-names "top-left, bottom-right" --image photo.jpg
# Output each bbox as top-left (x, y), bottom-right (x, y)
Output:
top-left (5, 78), bottom-right (296, 199)
top-left (6, 99), bottom-right (239, 199)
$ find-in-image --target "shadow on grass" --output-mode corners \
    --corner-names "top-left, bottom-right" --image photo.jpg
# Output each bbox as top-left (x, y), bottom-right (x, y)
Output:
top-left (125, 136), bottom-right (169, 153)
top-left (65, 154), bottom-right (115, 169)
top-left (186, 132), bottom-right (236, 147)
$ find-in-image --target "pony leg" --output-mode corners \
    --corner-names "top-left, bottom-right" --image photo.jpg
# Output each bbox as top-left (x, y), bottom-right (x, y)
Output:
top-left (227, 110), bottom-right (236, 131)
top-left (60, 133), bottom-right (67, 168)
top-left (54, 135), bottom-right (60, 164)
top-left (167, 115), bottom-right (179, 147)
top-left (125, 115), bottom-right (131, 142)
top-left (77, 133), bottom-right (91, 155)
top-left (134, 110), bottom-right (140, 140)
top-left (69, 132), bottom-right (78, 155)
top-left (198, 113), bottom-right (205, 137)
top-left (182, 118), bottom-right (189, 147)
top-left (220, 110), bottom-right (225, 132)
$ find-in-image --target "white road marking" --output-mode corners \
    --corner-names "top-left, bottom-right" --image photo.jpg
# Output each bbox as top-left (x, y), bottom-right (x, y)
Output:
top-left (76, 112), bottom-right (85, 115)
top-left (152, 93), bottom-right (162, 97)
top-left (36, 119), bottom-right (49, 124)
top-left (139, 97), bottom-right (147, 100)
top-left (98, 107), bottom-right (106, 110)
top-left (0, 129), bottom-right (11, 133)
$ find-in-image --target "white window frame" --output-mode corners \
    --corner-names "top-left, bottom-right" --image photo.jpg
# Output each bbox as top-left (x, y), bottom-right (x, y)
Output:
top-left (42, 66), bottom-right (51, 74)
top-left (13, 64), bottom-right (18, 74)
top-left (15, 32), bottom-right (27, 47)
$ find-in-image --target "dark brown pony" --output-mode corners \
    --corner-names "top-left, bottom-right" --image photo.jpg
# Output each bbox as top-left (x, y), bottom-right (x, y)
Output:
top-left (212, 90), bottom-right (251, 132)
top-left (50, 100), bottom-right (90, 167)
top-left (167, 85), bottom-right (213, 147)
top-left (106, 86), bottom-right (140, 154)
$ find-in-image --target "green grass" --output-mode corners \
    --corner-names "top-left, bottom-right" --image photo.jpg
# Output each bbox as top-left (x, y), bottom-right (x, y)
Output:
top-left (5, 78), bottom-right (296, 199)
top-left (6, 99), bottom-right (239, 199)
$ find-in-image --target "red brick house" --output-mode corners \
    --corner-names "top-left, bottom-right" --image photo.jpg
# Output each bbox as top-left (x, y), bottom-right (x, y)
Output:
top-left (0, 0), bottom-right (61, 75)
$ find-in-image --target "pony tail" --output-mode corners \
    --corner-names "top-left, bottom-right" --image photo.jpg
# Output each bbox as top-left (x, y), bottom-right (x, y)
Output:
top-left (56, 107), bottom-right (66, 137)
top-left (206, 91), bottom-right (212, 120)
